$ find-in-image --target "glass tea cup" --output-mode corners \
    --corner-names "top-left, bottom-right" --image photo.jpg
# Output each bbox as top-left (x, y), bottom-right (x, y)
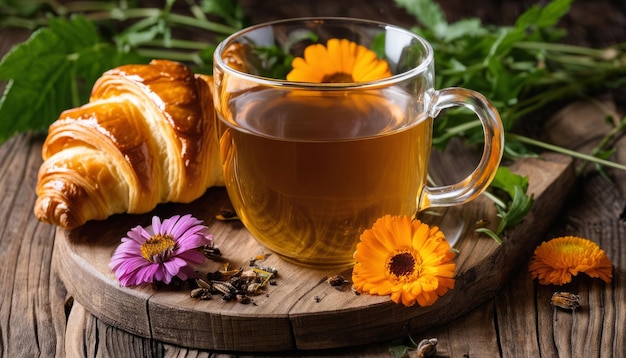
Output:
top-left (213, 18), bottom-right (504, 268)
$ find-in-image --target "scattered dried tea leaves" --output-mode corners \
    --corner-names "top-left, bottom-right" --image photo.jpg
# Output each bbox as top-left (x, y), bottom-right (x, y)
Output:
top-left (191, 253), bottom-right (279, 304)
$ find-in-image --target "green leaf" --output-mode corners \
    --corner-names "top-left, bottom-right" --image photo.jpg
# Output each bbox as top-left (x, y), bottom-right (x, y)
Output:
top-left (251, 45), bottom-right (294, 79)
top-left (393, 0), bottom-right (448, 37)
top-left (486, 167), bottom-right (534, 236)
top-left (0, 0), bottom-right (44, 19)
top-left (497, 184), bottom-right (534, 233)
top-left (490, 167), bottom-right (529, 199)
top-left (200, 0), bottom-right (247, 28)
top-left (389, 344), bottom-right (415, 358)
top-left (0, 15), bottom-right (146, 144)
top-left (442, 18), bottom-right (487, 42)
top-left (395, 0), bottom-right (588, 161)
top-left (371, 32), bottom-right (386, 59)
top-left (515, 0), bottom-right (573, 30)
top-left (475, 227), bottom-right (503, 244)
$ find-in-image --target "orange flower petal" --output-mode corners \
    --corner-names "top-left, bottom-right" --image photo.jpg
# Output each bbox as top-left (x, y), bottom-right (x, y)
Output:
top-left (352, 215), bottom-right (456, 307)
top-left (528, 236), bottom-right (613, 286)
top-left (286, 38), bottom-right (391, 83)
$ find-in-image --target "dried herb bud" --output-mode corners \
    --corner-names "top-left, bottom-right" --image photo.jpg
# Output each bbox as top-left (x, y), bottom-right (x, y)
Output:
top-left (207, 270), bottom-right (224, 281)
top-left (236, 294), bottom-right (251, 304)
top-left (253, 265), bottom-right (278, 276)
top-left (203, 245), bottom-right (221, 257)
top-left (327, 275), bottom-right (348, 287)
top-left (196, 278), bottom-right (211, 289)
top-left (212, 281), bottom-right (237, 295)
top-left (190, 288), bottom-right (212, 300)
top-left (247, 282), bottom-right (265, 295)
top-left (240, 270), bottom-right (258, 280)
top-left (190, 288), bottom-right (204, 298)
top-left (417, 338), bottom-right (437, 358)
top-left (216, 208), bottom-right (239, 221)
top-left (551, 292), bottom-right (581, 311)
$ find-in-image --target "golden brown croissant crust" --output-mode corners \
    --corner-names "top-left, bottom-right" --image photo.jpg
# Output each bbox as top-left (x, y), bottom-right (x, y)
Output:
top-left (34, 59), bottom-right (223, 229)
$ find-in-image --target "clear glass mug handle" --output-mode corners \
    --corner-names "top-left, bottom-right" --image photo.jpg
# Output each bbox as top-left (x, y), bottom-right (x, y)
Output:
top-left (418, 87), bottom-right (505, 210)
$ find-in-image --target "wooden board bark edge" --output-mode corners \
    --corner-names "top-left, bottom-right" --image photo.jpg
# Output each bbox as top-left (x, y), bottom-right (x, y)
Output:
top-left (53, 153), bottom-right (574, 352)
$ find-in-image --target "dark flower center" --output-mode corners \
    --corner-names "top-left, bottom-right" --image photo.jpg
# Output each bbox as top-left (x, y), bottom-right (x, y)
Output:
top-left (322, 72), bottom-right (354, 83)
top-left (141, 234), bottom-right (176, 263)
top-left (388, 251), bottom-right (417, 277)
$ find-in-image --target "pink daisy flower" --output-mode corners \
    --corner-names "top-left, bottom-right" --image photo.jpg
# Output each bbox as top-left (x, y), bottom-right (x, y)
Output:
top-left (109, 214), bottom-right (213, 287)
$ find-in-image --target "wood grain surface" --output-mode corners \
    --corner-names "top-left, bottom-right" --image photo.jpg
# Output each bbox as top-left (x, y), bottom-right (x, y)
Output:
top-left (1, 1), bottom-right (625, 357)
top-left (53, 143), bottom-right (573, 351)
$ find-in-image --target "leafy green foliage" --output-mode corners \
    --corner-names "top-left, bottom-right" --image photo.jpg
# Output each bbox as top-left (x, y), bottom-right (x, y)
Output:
top-left (0, 0), bottom-right (44, 21)
top-left (395, 0), bottom-right (626, 157)
top-left (199, 0), bottom-right (246, 29)
top-left (388, 334), bottom-right (419, 358)
top-left (251, 45), bottom-right (294, 79)
top-left (0, 0), bottom-right (245, 144)
top-left (477, 167), bottom-right (534, 242)
top-left (395, 0), bottom-right (626, 238)
top-left (0, 16), bottom-right (146, 143)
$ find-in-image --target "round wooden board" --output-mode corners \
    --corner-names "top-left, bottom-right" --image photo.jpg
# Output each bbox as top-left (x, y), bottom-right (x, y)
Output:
top-left (53, 151), bottom-right (574, 352)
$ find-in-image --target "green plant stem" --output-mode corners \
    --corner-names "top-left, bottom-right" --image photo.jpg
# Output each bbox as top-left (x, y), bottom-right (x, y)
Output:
top-left (139, 39), bottom-right (214, 51)
top-left (509, 68), bottom-right (626, 123)
top-left (1, 5), bottom-right (239, 35)
top-left (482, 190), bottom-right (506, 208)
top-left (432, 119), bottom-right (482, 145)
top-left (84, 8), bottom-right (238, 35)
top-left (592, 118), bottom-right (626, 155)
top-left (507, 133), bottom-right (626, 172)
top-left (54, 1), bottom-right (118, 15)
top-left (513, 41), bottom-right (619, 59)
top-left (0, 17), bottom-right (42, 29)
top-left (579, 113), bottom-right (626, 174)
top-left (135, 48), bottom-right (202, 64)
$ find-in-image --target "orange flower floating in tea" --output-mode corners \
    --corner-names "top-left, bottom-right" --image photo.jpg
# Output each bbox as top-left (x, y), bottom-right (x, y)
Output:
top-left (287, 38), bottom-right (392, 83)
top-left (352, 215), bottom-right (456, 307)
top-left (528, 236), bottom-right (613, 286)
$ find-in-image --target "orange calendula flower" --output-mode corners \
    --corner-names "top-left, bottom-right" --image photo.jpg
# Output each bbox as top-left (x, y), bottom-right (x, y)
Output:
top-left (529, 236), bottom-right (613, 285)
top-left (352, 215), bottom-right (456, 307)
top-left (286, 38), bottom-right (392, 83)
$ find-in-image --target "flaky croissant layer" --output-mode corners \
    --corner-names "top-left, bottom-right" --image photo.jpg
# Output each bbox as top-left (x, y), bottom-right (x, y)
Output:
top-left (34, 60), bottom-right (223, 229)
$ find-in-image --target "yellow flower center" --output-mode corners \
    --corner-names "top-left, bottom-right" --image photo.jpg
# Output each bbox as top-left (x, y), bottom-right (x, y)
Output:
top-left (387, 249), bottom-right (421, 281)
top-left (140, 234), bottom-right (176, 263)
top-left (321, 72), bottom-right (354, 83)
top-left (558, 242), bottom-right (585, 255)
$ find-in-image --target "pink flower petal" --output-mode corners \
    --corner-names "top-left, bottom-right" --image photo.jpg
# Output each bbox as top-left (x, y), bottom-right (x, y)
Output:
top-left (110, 214), bottom-right (214, 286)
top-left (151, 216), bottom-right (163, 234)
top-left (177, 250), bottom-right (206, 265)
top-left (160, 215), bottom-right (180, 235)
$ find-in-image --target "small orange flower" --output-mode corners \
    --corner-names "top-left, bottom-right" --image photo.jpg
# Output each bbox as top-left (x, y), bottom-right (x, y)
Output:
top-left (286, 38), bottom-right (392, 83)
top-left (352, 215), bottom-right (456, 307)
top-left (529, 236), bottom-right (613, 285)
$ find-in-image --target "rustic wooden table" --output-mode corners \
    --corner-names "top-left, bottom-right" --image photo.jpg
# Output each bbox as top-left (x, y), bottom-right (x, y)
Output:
top-left (1, 1), bottom-right (624, 357)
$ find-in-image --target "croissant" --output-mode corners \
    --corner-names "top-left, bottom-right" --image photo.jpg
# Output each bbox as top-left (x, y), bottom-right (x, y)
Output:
top-left (34, 59), bottom-right (223, 229)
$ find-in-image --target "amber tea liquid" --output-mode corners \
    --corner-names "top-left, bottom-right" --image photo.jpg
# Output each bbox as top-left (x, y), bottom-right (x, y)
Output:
top-left (218, 89), bottom-right (432, 267)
